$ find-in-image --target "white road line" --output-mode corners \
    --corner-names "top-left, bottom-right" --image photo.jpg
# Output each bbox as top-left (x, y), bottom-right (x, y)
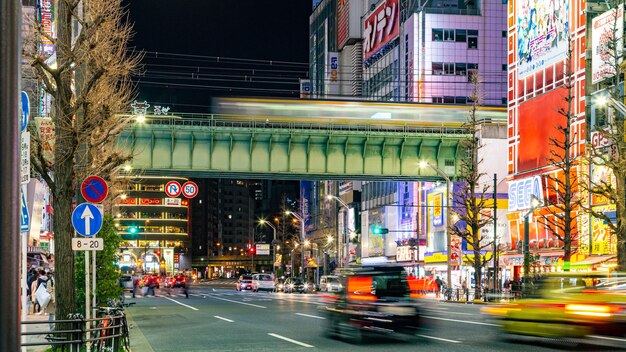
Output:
top-left (417, 334), bottom-right (462, 343)
top-left (295, 313), bottom-right (326, 320)
top-left (272, 296), bottom-right (324, 305)
top-left (589, 335), bottom-right (626, 342)
top-left (425, 310), bottom-right (473, 316)
top-left (162, 296), bottom-right (199, 311)
top-left (422, 315), bottom-right (498, 326)
top-left (267, 333), bottom-right (314, 348)
top-left (214, 315), bottom-right (234, 323)
top-left (209, 295), bottom-right (267, 309)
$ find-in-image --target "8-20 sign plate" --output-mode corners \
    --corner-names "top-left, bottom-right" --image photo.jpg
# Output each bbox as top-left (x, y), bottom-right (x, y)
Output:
top-left (72, 237), bottom-right (104, 251)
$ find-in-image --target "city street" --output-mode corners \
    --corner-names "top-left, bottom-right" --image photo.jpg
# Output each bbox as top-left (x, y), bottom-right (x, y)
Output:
top-left (124, 284), bottom-right (626, 352)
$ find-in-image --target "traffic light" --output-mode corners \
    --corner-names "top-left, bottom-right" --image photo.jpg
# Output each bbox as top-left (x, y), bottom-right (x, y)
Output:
top-left (249, 246), bottom-right (256, 255)
top-left (155, 250), bottom-right (161, 256)
top-left (128, 226), bottom-right (138, 235)
top-left (372, 226), bottom-right (389, 235)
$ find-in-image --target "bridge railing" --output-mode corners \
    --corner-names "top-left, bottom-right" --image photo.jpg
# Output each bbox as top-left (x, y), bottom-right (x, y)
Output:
top-left (139, 115), bottom-right (471, 136)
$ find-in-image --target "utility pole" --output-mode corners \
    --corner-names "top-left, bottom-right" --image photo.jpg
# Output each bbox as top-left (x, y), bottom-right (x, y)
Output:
top-left (0, 0), bottom-right (22, 350)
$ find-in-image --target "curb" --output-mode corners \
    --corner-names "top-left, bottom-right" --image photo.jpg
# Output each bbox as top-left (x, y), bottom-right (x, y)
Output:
top-left (126, 308), bottom-right (155, 352)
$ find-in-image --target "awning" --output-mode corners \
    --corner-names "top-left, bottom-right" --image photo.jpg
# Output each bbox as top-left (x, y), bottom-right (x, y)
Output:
top-left (571, 255), bottom-right (616, 267)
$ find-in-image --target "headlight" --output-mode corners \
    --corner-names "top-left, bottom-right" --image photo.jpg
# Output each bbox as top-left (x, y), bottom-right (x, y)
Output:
top-left (278, 284), bottom-right (284, 289)
top-left (304, 283), bottom-right (309, 290)
top-left (289, 284), bottom-right (295, 288)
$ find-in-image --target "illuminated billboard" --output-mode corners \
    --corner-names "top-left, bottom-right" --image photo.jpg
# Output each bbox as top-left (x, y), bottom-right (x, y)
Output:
top-left (517, 88), bottom-right (567, 172)
top-left (363, 0), bottom-right (399, 61)
top-left (516, 0), bottom-right (569, 77)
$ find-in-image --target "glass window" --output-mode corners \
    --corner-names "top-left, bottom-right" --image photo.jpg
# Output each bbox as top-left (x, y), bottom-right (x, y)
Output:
top-left (455, 30), bottom-right (466, 43)
top-left (468, 36), bottom-right (478, 49)
top-left (432, 62), bottom-right (443, 75)
top-left (455, 96), bottom-right (467, 104)
top-left (432, 97), bottom-right (443, 103)
top-left (444, 62), bottom-right (455, 75)
top-left (468, 30), bottom-right (479, 36)
top-left (432, 29), bottom-right (443, 41)
top-left (456, 63), bottom-right (467, 76)
top-left (444, 29), bottom-right (455, 41)
top-left (502, 64), bottom-right (507, 71)
top-left (443, 96), bottom-right (455, 104)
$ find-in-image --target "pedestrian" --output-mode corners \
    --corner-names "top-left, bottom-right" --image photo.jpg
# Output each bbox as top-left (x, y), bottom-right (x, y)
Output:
top-left (132, 276), bottom-right (138, 298)
top-left (35, 269), bottom-right (50, 315)
top-left (31, 270), bottom-right (41, 314)
top-left (435, 276), bottom-right (443, 298)
top-left (46, 273), bottom-right (56, 328)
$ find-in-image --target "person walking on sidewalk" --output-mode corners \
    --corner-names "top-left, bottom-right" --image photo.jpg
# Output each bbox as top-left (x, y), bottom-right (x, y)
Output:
top-left (46, 273), bottom-right (56, 329)
top-left (435, 276), bottom-right (443, 299)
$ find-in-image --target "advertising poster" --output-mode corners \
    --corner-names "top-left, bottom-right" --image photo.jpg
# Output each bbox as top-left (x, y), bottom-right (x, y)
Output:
top-left (337, 0), bottom-right (350, 48)
top-left (300, 181), bottom-right (313, 236)
top-left (38, 0), bottom-right (56, 57)
top-left (430, 193), bottom-right (444, 227)
top-left (578, 206), bottom-right (618, 255)
top-left (592, 5), bottom-right (624, 84)
top-left (35, 117), bottom-right (55, 165)
top-left (517, 0), bottom-right (569, 77)
top-left (300, 79), bottom-right (311, 99)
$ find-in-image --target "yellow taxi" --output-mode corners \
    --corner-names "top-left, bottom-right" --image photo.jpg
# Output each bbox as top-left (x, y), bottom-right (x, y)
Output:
top-left (482, 272), bottom-right (626, 338)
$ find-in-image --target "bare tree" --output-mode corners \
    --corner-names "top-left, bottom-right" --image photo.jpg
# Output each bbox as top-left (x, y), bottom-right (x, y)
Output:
top-left (25, 0), bottom-right (140, 321)
top-left (539, 42), bottom-right (579, 271)
top-left (450, 72), bottom-right (494, 298)
top-left (585, 2), bottom-right (626, 271)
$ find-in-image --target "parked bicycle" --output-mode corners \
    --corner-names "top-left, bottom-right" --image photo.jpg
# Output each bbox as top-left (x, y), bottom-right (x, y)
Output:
top-left (91, 301), bottom-right (134, 352)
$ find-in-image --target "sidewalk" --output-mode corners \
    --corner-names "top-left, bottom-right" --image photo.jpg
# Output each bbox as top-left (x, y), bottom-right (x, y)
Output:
top-left (21, 312), bottom-right (51, 352)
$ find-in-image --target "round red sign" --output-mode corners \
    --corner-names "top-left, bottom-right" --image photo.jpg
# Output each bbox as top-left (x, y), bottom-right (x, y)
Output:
top-left (165, 181), bottom-right (182, 197)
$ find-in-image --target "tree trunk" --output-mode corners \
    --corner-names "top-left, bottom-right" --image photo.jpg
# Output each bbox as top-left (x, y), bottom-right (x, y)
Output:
top-left (617, 175), bottom-right (626, 272)
top-left (54, 0), bottom-right (78, 327)
top-left (474, 246), bottom-right (482, 299)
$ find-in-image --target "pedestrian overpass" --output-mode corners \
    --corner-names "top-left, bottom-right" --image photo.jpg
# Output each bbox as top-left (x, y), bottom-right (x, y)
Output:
top-left (118, 98), bottom-right (506, 180)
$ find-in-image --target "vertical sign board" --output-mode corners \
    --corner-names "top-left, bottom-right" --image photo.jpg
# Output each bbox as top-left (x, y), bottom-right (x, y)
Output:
top-left (20, 132), bottom-right (30, 184)
top-left (363, 0), bottom-right (400, 61)
top-left (592, 5), bottom-right (624, 84)
top-left (20, 188), bottom-right (30, 232)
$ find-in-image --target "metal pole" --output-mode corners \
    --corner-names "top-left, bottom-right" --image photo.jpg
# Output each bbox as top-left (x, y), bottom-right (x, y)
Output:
top-left (493, 173), bottom-right (498, 294)
top-left (446, 179), bottom-right (452, 290)
top-left (301, 225), bottom-right (305, 282)
top-left (272, 226), bottom-right (276, 273)
top-left (92, 250), bottom-right (96, 317)
top-left (85, 251), bottom-right (91, 352)
top-left (523, 212), bottom-right (530, 283)
top-left (1, 0), bottom-right (22, 349)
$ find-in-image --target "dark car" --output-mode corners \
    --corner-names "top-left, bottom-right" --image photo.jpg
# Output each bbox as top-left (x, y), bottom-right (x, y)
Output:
top-left (236, 275), bottom-right (253, 291)
top-left (284, 277), bottom-right (306, 293)
top-left (322, 265), bottom-right (423, 343)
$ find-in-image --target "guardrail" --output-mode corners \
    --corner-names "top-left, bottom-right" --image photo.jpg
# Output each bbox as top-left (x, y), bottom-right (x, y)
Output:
top-left (21, 312), bottom-right (130, 352)
top-left (135, 115), bottom-right (472, 136)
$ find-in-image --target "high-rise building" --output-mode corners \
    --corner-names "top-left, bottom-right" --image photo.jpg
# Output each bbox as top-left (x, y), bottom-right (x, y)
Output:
top-left (218, 179), bottom-right (255, 256)
top-left (114, 177), bottom-right (191, 275)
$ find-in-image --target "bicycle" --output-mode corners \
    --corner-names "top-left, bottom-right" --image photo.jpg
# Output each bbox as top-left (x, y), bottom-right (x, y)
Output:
top-left (92, 302), bottom-right (134, 351)
top-left (45, 313), bottom-right (84, 351)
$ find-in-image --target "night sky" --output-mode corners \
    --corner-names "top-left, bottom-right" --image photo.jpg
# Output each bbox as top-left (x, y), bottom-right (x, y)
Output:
top-left (124, 0), bottom-right (312, 113)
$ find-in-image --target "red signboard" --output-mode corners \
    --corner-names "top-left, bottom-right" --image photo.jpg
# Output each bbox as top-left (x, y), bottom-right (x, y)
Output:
top-left (116, 198), bottom-right (137, 205)
top-left (139, 198), bottom-right (162, 205)
top-left (363, 0), bottom-right (399, 61)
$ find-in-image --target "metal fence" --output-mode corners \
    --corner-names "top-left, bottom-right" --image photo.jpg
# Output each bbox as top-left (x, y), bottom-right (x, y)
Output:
top-left (21, 313), bottom-right (130, 352)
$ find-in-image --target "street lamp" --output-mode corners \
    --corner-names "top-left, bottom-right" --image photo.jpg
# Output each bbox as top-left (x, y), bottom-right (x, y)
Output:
top-left (326, 194), bottom-right (350, 267)
top-left (419, 160), bottom-right (453, 289)
top-left (523, 195), bottom-right (542, 282)
top-left (258, 219), bottom-right (277, 272)
top-left (285, 211), bottom-right (306, 282)
top-left (595, 95), bottom-right (626, 116)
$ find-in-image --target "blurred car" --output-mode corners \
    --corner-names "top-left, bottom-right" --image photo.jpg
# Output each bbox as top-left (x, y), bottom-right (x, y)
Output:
top-left (322, 264), bottom-right (423, 343)
top-left (320, 275), bottom-right (342, 293)
top-left (251, 273), bottom-right (274, 292)
top-left (171, 274), bottom-right (188, 288)
top-left (284, 277), bottom-right (306, 293)
top-left (236, 275), bottom-right (253, 291)
top-left (119, 274), bottom-right (135, 291)
top-left (483, 272), bottom-right (626, 339)
top-left (275, 278), bottom-right (286, 292)
top-left (142, 274), bottom-right (160, 289)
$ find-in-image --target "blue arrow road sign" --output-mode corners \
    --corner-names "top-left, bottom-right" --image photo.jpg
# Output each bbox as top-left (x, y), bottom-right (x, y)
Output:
top-left (21, 91), bottom-right (29, 132)
top-left (72, 203), bottom-right (103, 237)
top-left (20, 189), bottom-right (29, 232)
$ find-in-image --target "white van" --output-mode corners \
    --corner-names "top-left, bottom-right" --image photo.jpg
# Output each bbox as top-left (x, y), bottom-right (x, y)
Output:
top-left (319, 275), bottom-right (342, 293)
top-left (251, 273), bottom-right (274, 292)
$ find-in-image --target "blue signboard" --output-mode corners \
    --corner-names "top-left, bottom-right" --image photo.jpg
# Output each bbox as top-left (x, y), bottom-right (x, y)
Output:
top-left (20, 189), bottom-right (29, 232)
top-left (21, 91), bottom-right (29, 132)
top-left (72, 203), bottom-right (103, 237)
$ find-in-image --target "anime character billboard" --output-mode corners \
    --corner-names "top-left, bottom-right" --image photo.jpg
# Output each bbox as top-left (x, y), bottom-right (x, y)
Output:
top-left (517, 0), bottom-right (569, 77)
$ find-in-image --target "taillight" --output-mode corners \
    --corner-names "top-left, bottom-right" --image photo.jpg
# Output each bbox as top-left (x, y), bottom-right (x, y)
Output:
top-left (565, 304), bottom-right (615, 318)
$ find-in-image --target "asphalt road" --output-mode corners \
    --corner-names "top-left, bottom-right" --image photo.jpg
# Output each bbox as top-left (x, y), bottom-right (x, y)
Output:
top-left (123, 285), bottom-right (626, 352)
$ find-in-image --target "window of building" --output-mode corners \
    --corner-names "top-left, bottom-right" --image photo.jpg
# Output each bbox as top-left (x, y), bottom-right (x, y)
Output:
top-left (455, 96), bottom-right (467, 104)
top-left (455, 30), bottom-right (466, 43)
top-left (468, 30), bottom-right (478, 49)
top-left (456, 63), bottom-right (467, 76)
top-left (444, 62), bottom-right (455, 75)
top-left (501, 97), bottom-right (507, 105)
top-left (432, 62), bottom-right (443, 75)
top-left (443, 29), bottom-right (455, 41)
top-left (502, 30), bottom-right (507, 38)
top-left (443, 96), bottom-right (455, 104)
top-left (432, 97), bottom-right (444, 103)
top-left (502, 64), bottom-right (507, 71)
top-left (432, 28), bottom-right (443, 41)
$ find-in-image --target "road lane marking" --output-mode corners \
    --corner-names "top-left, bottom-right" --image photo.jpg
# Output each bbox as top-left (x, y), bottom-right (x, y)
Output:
top-left (295, 313), bottom-right (326, 320)
top-left (162, 297), bottom-right (199, 311)
top-left (214, 315), bottom-right (234, 323)
top-left (422, 315), bottom-right (498, 326)
top-left (417, 334), bottom-right (461, 343)
top-left (268, 333), bottom-right (314, 348)
top-left (209, 295), bottom-right (267, 308)
top-left (589, 335), bottom-right (626, 342)
top-left (424, 309), bottom-right (473, 316)
top-left (271, 296), bottom-right (324, 305)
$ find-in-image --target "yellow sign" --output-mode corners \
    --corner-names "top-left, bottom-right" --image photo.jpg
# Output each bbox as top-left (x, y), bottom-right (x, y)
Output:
top-left (424, 252), bottom-right (448, 263)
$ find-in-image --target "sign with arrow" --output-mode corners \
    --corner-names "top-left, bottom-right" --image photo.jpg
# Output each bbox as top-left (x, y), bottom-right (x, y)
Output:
top-left (20, 188), bottom-right (29, 232)
top-left (72, 203), bottom-right (103, 237)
